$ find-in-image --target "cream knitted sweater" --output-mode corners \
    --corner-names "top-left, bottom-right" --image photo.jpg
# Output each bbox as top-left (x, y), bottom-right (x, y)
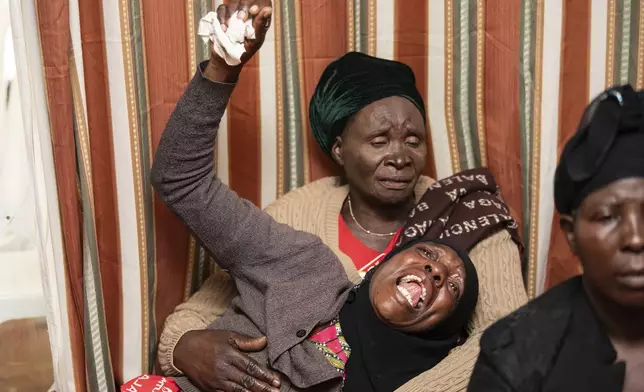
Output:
top-left (158, 176), bottom-right (528, 391)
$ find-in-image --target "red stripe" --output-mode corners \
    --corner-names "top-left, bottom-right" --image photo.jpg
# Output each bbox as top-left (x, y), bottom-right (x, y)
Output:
top-left (483, 0), bottom-right (524, 232)
top-left (394, 0), bottom-right (436, 179)
top-left (35, 0), bottom-right (85, 390)
top-left (545, 0), bottom-right (591, 289)
top-left (78, 0), bottom-right (123, 382)
top-left (300, 0), bottom-right (348, 181)
top-left (143, 0), bottom-right (192, 344)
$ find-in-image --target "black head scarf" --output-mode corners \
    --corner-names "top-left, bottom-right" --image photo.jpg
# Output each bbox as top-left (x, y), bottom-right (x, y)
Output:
top-left (555, 84), bottom-right (644, 214)
top-left (309, 52), bottom-right (426, 155)
top-left (341, 168), bottom-right (522, 392)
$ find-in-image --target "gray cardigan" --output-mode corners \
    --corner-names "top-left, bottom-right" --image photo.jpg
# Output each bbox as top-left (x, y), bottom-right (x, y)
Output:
top-left (151, 64), bottom-right (353, 392)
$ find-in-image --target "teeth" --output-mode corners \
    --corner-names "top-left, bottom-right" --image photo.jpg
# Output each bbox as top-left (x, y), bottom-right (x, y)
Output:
top-left (397, 285), bottom-right (414, 307)
top-left (399, 274), bottom-right (422, 283)
top-left (396, 275), bottom-right (427, 309)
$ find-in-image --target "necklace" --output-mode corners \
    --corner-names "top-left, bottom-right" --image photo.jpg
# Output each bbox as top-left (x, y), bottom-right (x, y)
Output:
top-left (347, 195), bottom-right (398, 237)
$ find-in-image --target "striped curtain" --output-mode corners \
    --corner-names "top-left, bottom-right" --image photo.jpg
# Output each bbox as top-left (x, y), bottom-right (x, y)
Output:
top-left (10, 0), bottom-right (644, 390)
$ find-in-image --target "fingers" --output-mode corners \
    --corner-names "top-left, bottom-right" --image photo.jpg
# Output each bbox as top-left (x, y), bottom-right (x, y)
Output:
top-left (230, 354), bottom-right (281, 390)
top-left (237, 0), bottom-right (251, 21)
top-left (216, 4), bottom-right (230, 32)
top-left (229, 334), bottom-right (268, 352)
top-left (252, 5), bottom-right (272, 39)
top-left (226, 366), bottom-right (280, 392)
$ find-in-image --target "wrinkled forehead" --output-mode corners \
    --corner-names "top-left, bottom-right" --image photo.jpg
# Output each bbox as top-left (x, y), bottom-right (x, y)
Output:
top-left (579, 176), bottom-right (644, 210)
top-left (345, 96), bottom-right (425, 131)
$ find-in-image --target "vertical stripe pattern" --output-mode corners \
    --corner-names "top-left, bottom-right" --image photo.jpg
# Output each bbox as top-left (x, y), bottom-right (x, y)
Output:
top-left (545, 0), bottom-right (591, 290)
top-left (20, 0), bottom-right (644, 387)
top-left (71, 56), bottom-right (116, 391)
top-left (395, 0), bottom-right (435, 178)
top-left (76, 0), bottom-right (124, 381)
top-left (34, 0), bottom-right (87, 389)
top-left (519, 0), bottom-right (537, 290)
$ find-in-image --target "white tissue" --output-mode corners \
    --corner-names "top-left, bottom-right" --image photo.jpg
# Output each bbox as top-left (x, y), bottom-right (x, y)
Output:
top-left (198, 11), bottom-right (256, 66)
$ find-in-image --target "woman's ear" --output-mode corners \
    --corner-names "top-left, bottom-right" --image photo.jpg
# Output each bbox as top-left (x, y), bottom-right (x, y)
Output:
top-left (559, 214), bottom-right (578, 255)
top-left (331, 136), bottom-right (345, 166)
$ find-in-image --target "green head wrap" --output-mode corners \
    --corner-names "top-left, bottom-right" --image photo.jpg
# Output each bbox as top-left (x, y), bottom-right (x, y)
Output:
top-left (309, 52), bottom-right (427, 156)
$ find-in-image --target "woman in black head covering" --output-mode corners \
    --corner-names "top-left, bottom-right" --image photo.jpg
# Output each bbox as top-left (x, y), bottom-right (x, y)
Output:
top-left (468, 85), bottom-right (644, 392)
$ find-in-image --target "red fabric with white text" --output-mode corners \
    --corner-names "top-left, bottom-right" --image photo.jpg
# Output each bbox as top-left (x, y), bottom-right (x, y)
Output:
top-left (121, 375), bottom-right (181, 392)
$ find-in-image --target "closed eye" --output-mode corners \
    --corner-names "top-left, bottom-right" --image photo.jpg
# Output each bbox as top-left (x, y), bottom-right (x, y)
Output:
top-left (370, 135), bottom-right (388, 147)
top-left (419, 247), bottom-right (438, 260)
top-left (406, 136), bottom-right (421, 147)
top-left (592, 212), bottom-right (616, 223)
top-left (448, 281), bottom-right (459, 296)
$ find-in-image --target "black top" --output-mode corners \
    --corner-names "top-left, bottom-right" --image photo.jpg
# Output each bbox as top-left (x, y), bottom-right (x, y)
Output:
top-left (468, 276), bottom-right (625, 392)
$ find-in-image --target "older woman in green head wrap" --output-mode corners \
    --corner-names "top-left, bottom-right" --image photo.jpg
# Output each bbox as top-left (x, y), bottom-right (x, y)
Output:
top-left (157, 2), bottom-right (526, 391)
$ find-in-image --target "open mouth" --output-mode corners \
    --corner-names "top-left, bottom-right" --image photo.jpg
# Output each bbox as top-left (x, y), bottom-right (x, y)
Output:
top-left (396, 274), bottom-right (427, 309)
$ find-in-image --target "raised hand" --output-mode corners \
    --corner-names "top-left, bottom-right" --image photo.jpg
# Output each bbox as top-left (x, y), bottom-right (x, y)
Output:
top-left (204, 0), bottom-right (273, 82)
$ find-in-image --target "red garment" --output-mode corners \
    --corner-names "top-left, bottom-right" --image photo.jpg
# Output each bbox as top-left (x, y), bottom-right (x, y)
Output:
top-left (338, 215), bottom-right (400, 277)
top-left (309, 316), bottom-right (350, 377)
top-left (121, 375), bottom-right (180, 392)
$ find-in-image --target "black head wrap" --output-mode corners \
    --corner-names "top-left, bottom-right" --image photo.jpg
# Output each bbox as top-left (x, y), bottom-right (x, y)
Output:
top-left (309, 51), bottom-right (427, 155)
top-left (555, 84), bottom-right (644, 214)
top-left (341, 168), bottom-right (525, 392)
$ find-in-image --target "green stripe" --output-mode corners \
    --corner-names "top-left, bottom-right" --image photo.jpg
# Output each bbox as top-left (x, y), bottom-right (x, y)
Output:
top-left (188, 244), bottom-right (208, 296)
top-left (519, 0), bottom-right (537, 282)
top-left (614, 0), bottom-right (624, 85)
top-left (73, 115), bottom-right (116, 392)
top-left (628, 0), bottom-right (640, 84)
top-left (453, 0), bottom-right (480, 171)
top-left (358, 0), bottom-right (369, 53)
top-left (196, 246), bottom-right (207, 289)
top-left (452, 0), bottom-right (465, 170)
top-left (196, 0), bottom-right (212, 64)
top-left (281, 0), bottom-right (305, 192)
top-left (128, 0), bottom-right (157, 372)
top-left (618, 0), bottom-right (633, 84)
top-left (467, 0), bottom-right (481, 168)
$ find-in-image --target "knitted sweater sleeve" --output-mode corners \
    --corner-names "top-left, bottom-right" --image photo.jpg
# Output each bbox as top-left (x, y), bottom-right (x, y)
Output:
top-left (396, 229), bottom-right (528, 392)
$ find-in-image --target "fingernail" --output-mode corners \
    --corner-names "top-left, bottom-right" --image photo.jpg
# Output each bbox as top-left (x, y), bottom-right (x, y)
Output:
top-left (249, 5), bottom-right (259, 14)
top-left (238, 10), bottom-right (247, 19)
top-left (221, 24), bottom-right (227, 32)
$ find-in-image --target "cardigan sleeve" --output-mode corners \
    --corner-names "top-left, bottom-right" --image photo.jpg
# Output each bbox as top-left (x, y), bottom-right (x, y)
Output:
top-left (157, 180), bottom-right (340, 376)
top-left (395, 229), bottom-right (527, 392)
